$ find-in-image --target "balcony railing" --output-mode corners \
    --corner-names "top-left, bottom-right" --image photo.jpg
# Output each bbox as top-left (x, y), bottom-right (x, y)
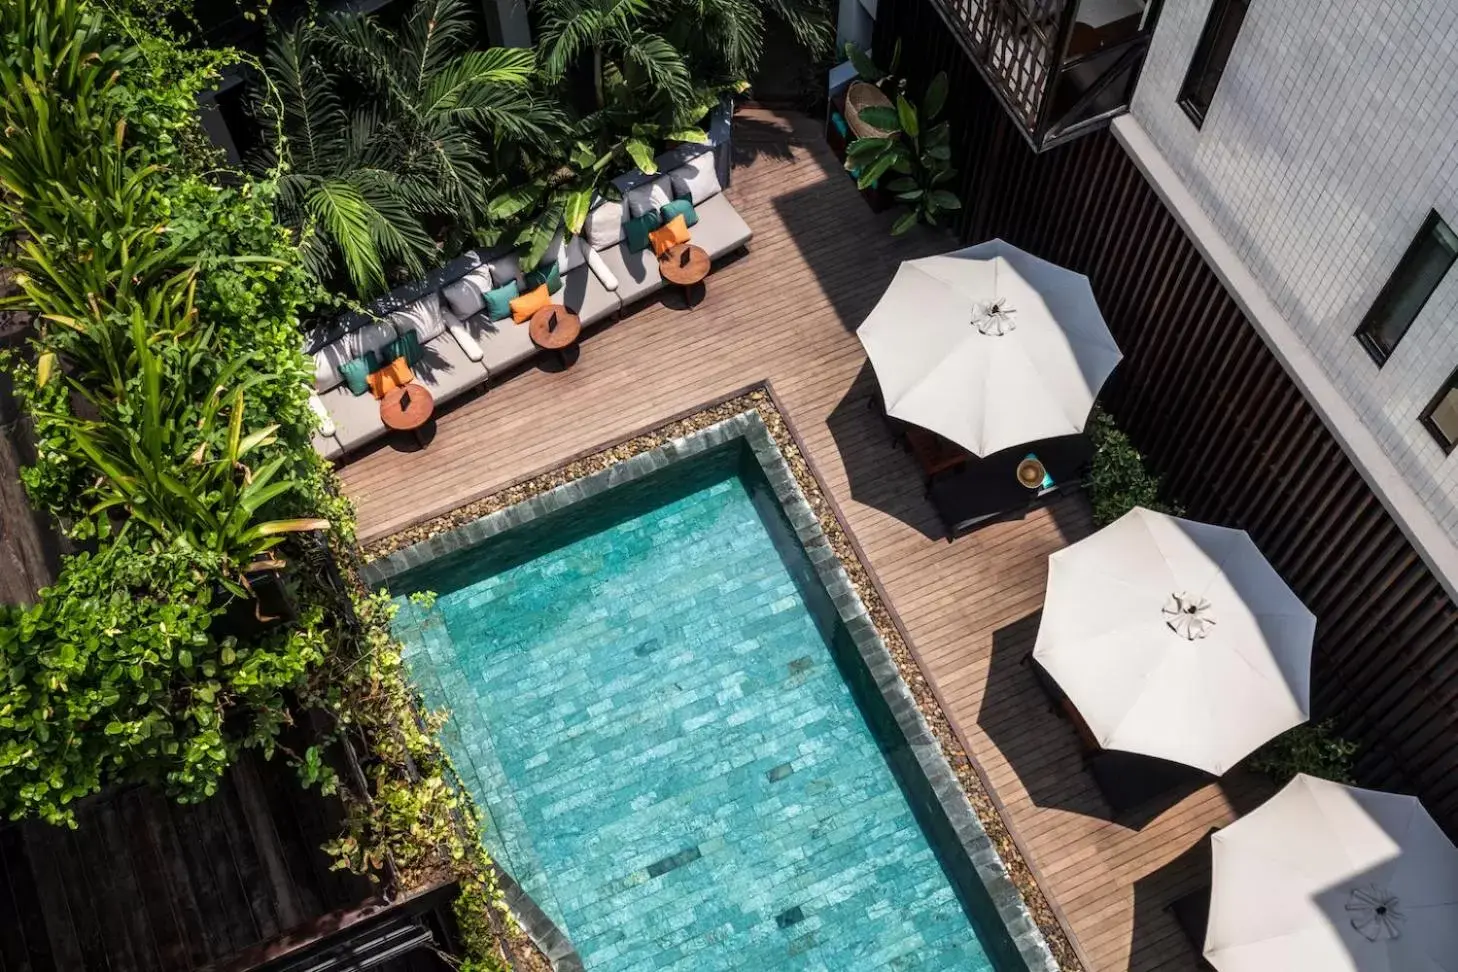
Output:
top-left (932, 0), bottom-right (1160, 150)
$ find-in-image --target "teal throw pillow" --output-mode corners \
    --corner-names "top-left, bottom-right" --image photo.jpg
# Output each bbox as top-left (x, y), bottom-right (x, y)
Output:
top-left (659, 198), bottom-right (699, 228)
top-left (338, 350), bottom-right (379, 397)
top-left (381, 329), bottom-right (424, 367)
top-left (624, 211), bottom-right (662, 253)
top-left (483, 279), bottom-right (521, 321)
top-left (524, 261), bottom-right (563, 296)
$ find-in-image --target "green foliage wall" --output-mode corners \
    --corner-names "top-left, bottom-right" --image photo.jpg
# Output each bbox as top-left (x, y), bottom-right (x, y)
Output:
top-left (0, 0), bottom-right (338, 824)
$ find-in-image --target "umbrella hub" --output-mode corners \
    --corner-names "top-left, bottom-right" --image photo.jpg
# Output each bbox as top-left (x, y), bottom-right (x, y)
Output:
top-left (1347, 884), bottom-right (1404, 942)
top-left (971, 298), bottom-right (1018, 335)
top-left (1163, 591), bottom-right (1215, 640)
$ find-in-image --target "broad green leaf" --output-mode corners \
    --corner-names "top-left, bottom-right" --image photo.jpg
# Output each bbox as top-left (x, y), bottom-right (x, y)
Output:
top-left (857, 153), bottom-right (897, 190)
top-left (929, 189), bottom-right (963, 210)
top-left (846, 137), bottom-right (891, 159)
top-left (921, 72), bottom-right (949, 121)
top-left (896, 95), bottom-right (919, 139)
top-left (562, 188), bottom-right (594, 235)
top-left (892, 210), bottom-right (919, 235)
top-left (662, 128), bottom-right (709, 144)
top-left (886, 176), bottom-right (918, 193)
top-left (855, 105), bottom-right (900, 131)
top-left (845, 43), bottom-right (882, 81)
top-left (625, 138), bottom-right (658, 175)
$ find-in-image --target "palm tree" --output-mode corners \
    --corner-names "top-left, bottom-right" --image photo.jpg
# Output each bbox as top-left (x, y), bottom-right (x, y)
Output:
top-left (534, 0), bottom-right (833, 122)
top-left (255, 0), bottom-right (559, 298)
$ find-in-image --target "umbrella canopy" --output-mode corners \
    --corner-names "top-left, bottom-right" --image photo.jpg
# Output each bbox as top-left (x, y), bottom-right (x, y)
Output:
top-left (1032, 507), bottom-right (1314, 774)
top-left (1206, 774), bottom-right (1458, 971)
top-left (856, 239), bottom-right (1122, 457)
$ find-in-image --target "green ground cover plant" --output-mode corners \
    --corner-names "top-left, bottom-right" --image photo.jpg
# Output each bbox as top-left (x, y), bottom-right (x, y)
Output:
top-left (0, 0), bottom-right (523, 964)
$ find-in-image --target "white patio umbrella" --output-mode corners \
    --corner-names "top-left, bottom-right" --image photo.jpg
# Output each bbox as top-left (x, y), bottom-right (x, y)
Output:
top-left (1032, 507), bottom-right (1314, 775)
top-left (856, 239), bottom-right (1122, 457)
top-left (1206, 774), bottom-right (1458, 971)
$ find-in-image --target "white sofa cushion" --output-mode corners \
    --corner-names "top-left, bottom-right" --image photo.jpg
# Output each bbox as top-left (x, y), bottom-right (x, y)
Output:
top-left (441, 267), bottom-right (493, 320)
top-left (668, 156), bottom-right (722, 205)
top-left (559, 264), bottom-right (620, 327)
top-left (625, 175), bottom-right (672, 217)
top-left (318, 383), bottom-right (388, 451)
top-left (307, 389), bottom-right (336, 437)
top-left (686, 192), bottom-right (753, 260)
top-left (464, 312), bottom-right (538, 373)
top-left (585, 246), bottom-right (618, 291)
top-left (388, 294), bottom-right (448, 343)
top-left (584, 200), bottom-right (625, 251)
top-left (412, 332), bottom-right (491, 405)
top-left (595, 242), bottom-right (663, 306)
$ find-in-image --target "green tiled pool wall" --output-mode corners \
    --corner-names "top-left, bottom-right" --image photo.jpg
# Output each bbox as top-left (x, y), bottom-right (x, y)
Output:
top-left (369, 412), bottom-right (1057, 972)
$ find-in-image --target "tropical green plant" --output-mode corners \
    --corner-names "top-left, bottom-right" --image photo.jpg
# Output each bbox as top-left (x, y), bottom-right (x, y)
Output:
top-left (33, 311), bottom-right (328, 587)
top-left (1249, 720), bottom-right (1359, 785)
top-left (254, 0), bottom-right (559, 298)
top-left (535, 0), bottom-right (831, 120)
top-left (0, 543), bottom-right (328, 825)
top-left (843, 60), bottom-right (961, 234)
top-left (1087, 408), bottom-right (1180, 526)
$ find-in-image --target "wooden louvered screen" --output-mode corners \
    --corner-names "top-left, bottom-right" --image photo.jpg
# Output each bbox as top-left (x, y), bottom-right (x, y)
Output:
top-left (877, 0), bottom-right (1458, 831)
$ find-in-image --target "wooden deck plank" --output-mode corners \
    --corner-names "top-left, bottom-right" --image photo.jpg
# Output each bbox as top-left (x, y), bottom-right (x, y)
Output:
top-left (339, 106), bottom-right (1258, 972)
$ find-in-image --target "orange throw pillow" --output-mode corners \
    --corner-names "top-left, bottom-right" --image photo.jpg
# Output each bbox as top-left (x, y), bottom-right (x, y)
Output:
top-left (649, 214), bottom-right (691, 258)
top-left (510, 284), bottom-right (551, 324)
top-left (366, 358), bottom-right (414, 399)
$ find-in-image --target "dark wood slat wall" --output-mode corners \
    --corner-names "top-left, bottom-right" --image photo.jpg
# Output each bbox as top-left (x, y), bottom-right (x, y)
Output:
top-left (876, 0), bottom-right (1458, 829)
top-left (0, 750), bottom-right (377, 972)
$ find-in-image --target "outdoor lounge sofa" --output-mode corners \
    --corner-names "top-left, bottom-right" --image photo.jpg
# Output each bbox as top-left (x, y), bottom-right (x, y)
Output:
top-left (307, 117), bottom-right (752, 461)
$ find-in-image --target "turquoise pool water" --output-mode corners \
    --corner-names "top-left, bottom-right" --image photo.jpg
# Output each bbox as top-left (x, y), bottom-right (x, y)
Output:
top-left (390, 445), bottom-right (1000, 971)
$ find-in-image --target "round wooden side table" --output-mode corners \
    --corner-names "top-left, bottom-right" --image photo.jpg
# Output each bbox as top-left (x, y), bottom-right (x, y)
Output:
top-left (380, 383), bottom-right (435, 446)
top-left (529, 304), bottom-right (582, 367)
top-left (659, 243), bottom-right (710, 307)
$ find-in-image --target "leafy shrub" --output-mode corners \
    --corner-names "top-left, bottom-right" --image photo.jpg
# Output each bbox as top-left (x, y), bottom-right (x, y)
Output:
top-left (1249, 719), bottom-right (1359, 785)
top-left (0, 544), bottom-right (326, 824)
top-left (1086, 408), bottom-right (1179, 526)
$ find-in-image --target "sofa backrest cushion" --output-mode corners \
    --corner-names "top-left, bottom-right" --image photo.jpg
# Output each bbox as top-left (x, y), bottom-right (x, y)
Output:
top-left (441, 267), bottom-right (494, 321)
top-left (314, 340), bottom-right (353, 392)
top-left (544, 231), bottom-right (589, 272)
top-left (625, 175), bottom-right (673, 218)
top-left (669, 156), bottom-right (722, 205)
top-left (388, 294), bottom-right (449, 344)
top-left (354, 321), bottom-right (399, 358)
top-left (584, 200), bottom-right (625, 251)
top-left (486, 253), bottom-right (522, 288)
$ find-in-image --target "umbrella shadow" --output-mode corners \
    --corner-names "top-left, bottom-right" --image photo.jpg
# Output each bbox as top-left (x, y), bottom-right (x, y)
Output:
top-left (1128, 833), bottom-right (1217, 971)
top-left (977, 610), bottom-right (1212, 829)
top-left (825, 361), bottom-right (948, 541)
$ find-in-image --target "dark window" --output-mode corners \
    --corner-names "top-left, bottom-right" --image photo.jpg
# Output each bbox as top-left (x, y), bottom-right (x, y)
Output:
top-left (1356, 211), bottom-right (1458, 365)
top-left (1178, 0), bottom-right (1250, 126)
top-left (1421, 366), bottom-right (1458, 454)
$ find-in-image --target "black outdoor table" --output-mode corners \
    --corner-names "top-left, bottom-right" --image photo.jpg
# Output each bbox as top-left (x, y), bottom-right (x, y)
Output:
top-left (927, 433), bottom-right (1094, 538)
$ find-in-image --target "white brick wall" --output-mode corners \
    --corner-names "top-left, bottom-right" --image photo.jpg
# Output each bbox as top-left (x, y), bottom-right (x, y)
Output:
top-left (1131, 0), bottom-right (1458, 536)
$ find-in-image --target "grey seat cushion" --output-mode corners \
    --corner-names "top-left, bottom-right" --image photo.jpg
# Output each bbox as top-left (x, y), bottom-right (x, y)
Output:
top-left (319, 384), bottom-right (388, 452)
top-left (560, 265), bottom-right (620, 328)
top-left (413, 333), bottom-right (490, 405)
top-left (691, 193), bottom-right (753, 260)
top-left (596, 243), bottom-right (663, 306)
top-left (311, 431), bottom-right (344, 461)
top-left (464, 312), bottom-right (539, 373)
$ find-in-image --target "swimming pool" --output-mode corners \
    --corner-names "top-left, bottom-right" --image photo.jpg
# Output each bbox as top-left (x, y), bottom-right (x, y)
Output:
top-left (380, 414), bottom-right (1048, 971)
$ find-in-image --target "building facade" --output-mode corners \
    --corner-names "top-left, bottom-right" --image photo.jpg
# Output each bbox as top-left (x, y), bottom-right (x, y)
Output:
top-left (858, 0), bottom-right (1458, 831)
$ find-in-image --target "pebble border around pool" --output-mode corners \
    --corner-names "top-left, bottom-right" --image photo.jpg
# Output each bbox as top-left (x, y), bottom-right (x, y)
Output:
top-left (363, 403), bottom-right (1062, 972)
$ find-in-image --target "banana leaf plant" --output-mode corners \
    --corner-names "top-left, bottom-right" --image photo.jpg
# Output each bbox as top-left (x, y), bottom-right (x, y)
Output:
top-left (844, 70), bottom-right (962, 235)
top-left (35, 309), bottom-right (328, 596)
top-left (485, 89), bottom-right (725, 266)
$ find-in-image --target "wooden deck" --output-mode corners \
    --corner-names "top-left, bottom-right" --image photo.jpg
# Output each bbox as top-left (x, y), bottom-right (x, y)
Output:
top-left (340, 107), bottom-right (1264, 972)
